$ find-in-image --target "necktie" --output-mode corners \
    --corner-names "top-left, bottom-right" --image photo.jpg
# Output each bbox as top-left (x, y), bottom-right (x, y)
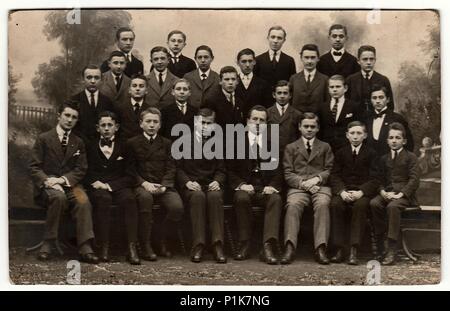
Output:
top-left (333, 51), bottom-right (343, 57)
top-left (134, 103), bottom-right (140, 116)
top-left (280, 105), bottom-right (285, 116)
top-left (365, 72), bottom-right (370, 80)
top-left (126, 54), bottom-right (131, 63)
top-left (172, 56), bottom-right (178, 64)
top-left (352, 148), bottom-right (357, 161)
top-left (272, 51), bottom-right (278, 69)
top-left (229, 94), bottom-right (235, 107)
top-left (331, 98), bottom-right (338, 122)
top-left (253, 136), bottom-right (261, 171)
top-left (374, 110), bottom-right (386, 119)
top-left (115, 74), bottom-right (121, 92)
top-left (61, 130), bottom-right (69, 153)
top-left (90, 92), bottom-right (96, 107)
top-left (201, 73), bottom-right (207, 88)
top-left (149, 136), bottom-right (154, 144)
top-left (393, 150), bottom-right (398, 161)
top-left (306, 73), bottom-right (311, 87)
top-left (100, 137), bottom-right (113, 147)
top-left (158, 72), bottom-right (164, 87)
top-left (306, 140), bottom-right (312, 154)
top-left (179, 104), bottom-right (186, 115)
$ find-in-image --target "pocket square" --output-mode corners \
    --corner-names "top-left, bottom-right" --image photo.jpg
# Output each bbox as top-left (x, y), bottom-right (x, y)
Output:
top-left (345, 113), bottom-right (353, 118)
top-left (73, 150), bottom-right (81, 156)
top-left (117, 156), bottom-right (124, 160)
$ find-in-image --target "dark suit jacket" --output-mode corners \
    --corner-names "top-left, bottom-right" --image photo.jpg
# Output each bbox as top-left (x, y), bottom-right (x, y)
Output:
top-left (145, 70), bottom-right (178, 110)
top-left (115, 97), bottom-right (151, 141)
top-left (101, 53), bottom-right (144, 78)
top-left (168, 54), bottom-right (197, 78)
top-left (346, 70), bottom-right (394, 113)
top-left (126, 134), bottom-right (176, 188)
top-left (378, 149), bottom-right (420, 205)
top-left (317, 51), bottom-right (360, 78)
top-left (160, 102), bottom-right (198, 140)
top-left (71, 90), bottom-right (114, 145)
top-left (366, 110), bottom-right (414, 157)
top-left (330, 142), bottom-right (380, 197)
top-left (254, 51), bottom-right (296, 86)
top-left (98, 71), bottom-right (131, 105)
top-left (29, 128), bottom-right (87, 197)
top-left (267, 104), bottom-right (302, 153)
top-left (235, 75), bottom-right (272, 117)
top-left (290, 70), bottom-right (329, 113)
top-left (183, 69), bottom-right (221, 108)
top-left (85, 138), bottom-right (134, 191)
top-left (203, 87), bottom-right (245, 127)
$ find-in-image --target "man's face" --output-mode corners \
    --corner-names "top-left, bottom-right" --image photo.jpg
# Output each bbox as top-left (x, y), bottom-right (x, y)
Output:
top-left (220, 72), bottom-right (238, 93)
top-left (267, 29), bottom-right (286, 52)
top-left (58, 107), bottom-right (79, 131)
top-left (301, 50), bottom-right (319, 72)
top-left (237, 54), bottom-right (256, 75)
top-left (83, 68), bottom-right (101, 92)
top-left (371, 90), bottom-right (389, 112)
top-left (97, 116), bottom-right (119, 139)
top-left (167, 34), bottom-right (186, 55)
top-left (171, 81), bottom-right (191, 103)
top-left (117, 31), bottom-right (135, 53)
top-left (195, 115), bottom-right (215, 138)
top-left (247, 110), bottom-right (267, 134)
top-left (328, 79), bottom-right (347, 99)
top-left (129, 78), bottom-right (148, 99)
top-left (359, 51), bottom-right (376, 73)
top-left (151, 51), bottom-right (169, 72)
top-left (346, 125), bottom-right (367, 147)
top-left (299, 118), bottom-right (319, 140)
top-left (140, 113), bottom-right (161, 136)
top-left (108, 56), bottom-right (126, 75)
top-left (195, 50), bottom-right (213, 72)
top-left (387, 129), bottom-right (407, 151)
top-left (329, 29), bottom-right (347, 50)
top-left (273, 85), bottom-right (291, 105)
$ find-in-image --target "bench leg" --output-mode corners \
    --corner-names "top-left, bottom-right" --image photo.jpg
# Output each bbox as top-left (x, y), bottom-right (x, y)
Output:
top-left (224, 219), bottom-right (236, 257)
top-left (401, 229), bottom-right (420, 262)
top-left (26, 241), bottom-right (43, 253)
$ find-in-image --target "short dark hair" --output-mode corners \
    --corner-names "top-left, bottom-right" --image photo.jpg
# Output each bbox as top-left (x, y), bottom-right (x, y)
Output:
top-left (97, 110), bottom-right (119, 124)
top-left (388, 122), bottom-right (407, 139)
top-left (267, 25), bottom-right (287, 39)
top-left (329, 24), bottom-right (348, 36)
top-left (219, 66), bottom-right (238, 79)
top-left (358, 45), bottom-right (376, 58)
top-left (172, 78), bottom-right (191, 90)
top-left (116, 27), bottom-right (135, 41)
top-left (108, 50), bottom-right (126, 61)
top-left (167, 30), bottom-right (187, 42)
top-left (58, 99), bottom-right (80, 114)
top-left (299, 112), bottom-right (320, 127)
top-left (130, 74), bottom-right (148, 86)
top-left (247, 105), bottom-right (268, 119)
top-left (150, 46), bottom-right (170, 58)
top-left (81, 64), bottom-right (101, 78)
top-left (195, 45), bottom-right (214, 58)
top-left (347, 120), bottom-right (367, 132)
top-left (237, 48), bottom-right (256, 62)
top-left (197, 108), bottom-right (216, 119)
top-left (328, 74), bottom-right (346, 86)
top-left (370, 84), bottom-right (389, 97)
top-left (273, 80), bottom-right (291, 93)
top-left (140, 107), bottom-right (161, 122)
top-left (300, 44), bottom-right (320, 57)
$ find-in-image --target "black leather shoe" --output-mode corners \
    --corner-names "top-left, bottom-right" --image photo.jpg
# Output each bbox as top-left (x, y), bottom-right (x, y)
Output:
top-left (280, 242), bottom-right (295, 265)
top-left (315, 244), bottom-right (330, 265)
top-left (213, 243), bottom-right (227, 264)
top-left (140, 241), bottom-right (157, 261)
top-left (79, 253), bottom-right (100, 264)
top-left (382, 248), bottom-right (396, 265)
top-left (160, 240), bottom-right (173, 258)
top-left (127, 242), bottom-right (141, 265)
top-left (330, 247), bottom-right (344, 263)
top-left (234, 240), bottom-right (250, 260)
top-left (348, 246), bottom-right (358, 265)
top-left (37, 252), bottom-right (51, 261)
top-left (260, 241), bottom-right (278, 265)
top-left (99, 243), bottom-right (110, 262)
top-left (190, 244), bottom-right (204, 263)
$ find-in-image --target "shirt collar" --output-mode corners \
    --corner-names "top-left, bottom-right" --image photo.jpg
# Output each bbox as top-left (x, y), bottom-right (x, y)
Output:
top-left (143, 132), bottom-right (157, 141)
top-left (131, 97), bottom-right (144, 106)
top-left (240, 71), bottom-right (253, 80)
top-left (56, 124), bottom-right (70, 137)
top-left (199, 68), bottom-right (211, 79)
top-left (391, 148), bottom-right (403, 157)
top-left (276, 102), bottom-right (289, 111)
top-left (111, 71), bottom-right (122, 79)
top-left (374, 106), bottom-right (388, 114)
top-left (169, 51), bottom-right (181, 58)
top-left (154, 68), bottom-right (168, 77)
top-left (331, 48), bottom-right (345, 54)
top-left (304, 69), bottom-right (316, 79)
top-left (362, 70), bottom-right (374, 79)
top-left (222, 89), bottom-right (235, 100)
top-left (85, 89), bottom-right (99, 97)
top-left (269, 49), bottom-right (281, 58)
top-left (248, 131), bottom-right (262, 145)
top-left (302, 136), bottom-right (315, 146)
top-left (176, 100), bottom-right (187, 107)
top-left (331, 96), bottom-right (345, 105)
top-left (352, 143), bottom-right (363, 154)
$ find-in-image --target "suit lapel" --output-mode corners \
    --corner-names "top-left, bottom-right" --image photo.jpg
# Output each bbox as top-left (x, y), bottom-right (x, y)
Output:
top-left (191, 70), bottom-right (203, 90)
top-left (268, 107), bottom-right (281, 123)
top-left (148, 71), bottom-right (161, 95)
top-left (307, 139), bottom-right (321, 163)
top-left (105, 73), bottom-right (117, 96)
top-left (62, 133), bottom-right (78, 166)
top-left (203, 72), bottom-right (215, 91)
top-left (49, 129), bottom-right (65, 162)
top-left (296, 139), bottom-right (310, 161)
top-left (160, 72), bottom-right (175, 97)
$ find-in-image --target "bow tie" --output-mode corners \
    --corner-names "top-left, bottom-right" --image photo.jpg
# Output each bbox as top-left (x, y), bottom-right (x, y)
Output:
top-left (374, 111), bottom-right (387, 119)
top-left (100, 138), bottom-right (113, 147)
top-left (333, 51), bottom-right (343, 56)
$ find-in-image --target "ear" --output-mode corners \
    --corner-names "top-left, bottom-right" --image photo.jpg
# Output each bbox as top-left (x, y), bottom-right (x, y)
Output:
top-left (363, 132), bottom-right (368, 139)
top-left (96, 124), bottom-right (100, 133)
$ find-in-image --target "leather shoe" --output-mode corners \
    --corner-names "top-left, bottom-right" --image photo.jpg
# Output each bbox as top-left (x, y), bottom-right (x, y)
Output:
top-left (234, 240), bottom-right (250, 260)
top-left (315, 244), bottom-right (330, 265)
top-left (382, 248), bottom-right (396, 265)
top-left (99, 243), bottom-right (110, 262)
top-left (140, 241), bottom-right (157, 261)
top-left (127, 242), bottom-right (141, 265)
top-left (213, 242), bottom-right (227, 264)
top-left (348, 246), bottom-right (358, 265)
top-left (260, 241), bottom-right (278, 265)
top-left (79, 253), bottom-right (100, 264)
top-left (330, 247), bottom-right (344, 263)
top-left (160, 240), bottom-right (173, 258)
top-left (190, 244), bottom-right (204, 263)
top-left (280, 242), bottom-right (295, 265)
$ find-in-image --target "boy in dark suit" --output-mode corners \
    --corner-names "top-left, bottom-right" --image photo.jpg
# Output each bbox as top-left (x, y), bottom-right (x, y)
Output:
top-left (346, 45), bottom-right (394, 114)
top-left (366, 85), bottom-right (414, 158)
top-left (101, 27), bottom-right (144, 77)
top-left (98, 51), bottom-right (131, 105)
top-left (85, 111), bottom-right (140, 265)
top-left (177, 108), bottom-right (227, 263)
top-left (29, 101), bottom-right (99, 263)
top-left (184, 45), bottom-right (220, 108)
top-left (282, 112), bottom-right (334, 265)
top-left (254, 26), bottom-right (296, 87)
top-left (235, 48), bottom-right (272, 116)
top-left (317, 24), bottom-right (360, 78)
top-left (166, 30), bottom-right (197, 78)
top-left (126, 108), bottom-right (184, 260)
top-left (370, 122), bottom-right (420, 265)
top-left (160, 78), bottom-right (198, 140)
top-left (71, 64), bottom-right (114, 145)
top-left (329, 121), bottom-right (380, 265)
top-left (290, 44), bottom-right (329, 113)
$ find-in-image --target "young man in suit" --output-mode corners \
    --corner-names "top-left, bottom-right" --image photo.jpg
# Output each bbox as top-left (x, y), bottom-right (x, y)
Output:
top-left (346, 45), bottom-right (395, 115)
top-left (290, 44), bottom-right (329, 113)
top-left (329, 121), bottom-right (380, 265)
top-left (71, 64), bottom-right (114, 145)
top-left (282, 112), bottom-right (334, 265)
top-left (85, 111), bottom-right (140, 265)
top-left (29, 100), bottom-right (99, 264)
top-left (166, 30), bottom-right (197, 78)
top-left (183, 45), bottom-right (220, 108)
top-left (126, 108), bottom-right (184, 260)
top-left (177, 108), bottom-right (227, 263)
top-left (101, 27), bottom-right (144, 77)
top-left (317, 24), bottom-right (360, 79)
top-left (235, 48), bottom-right (272, 116)
top-left (145, 46), bottom-right (178, 110)
top-left (115, 74), bottom-right (151, 141)
top-left (160, 78), bottom-right (198, 140)
top-left (267, 80), bottom-right (302, 154)
top-left (318, 75), bottom-right (361, 152)
top-left (366, 85), bottom-right (414, 158)
top-left (254, 26), bottom-right (296, 87)
top-left (98, 51), bottom-right (131, 105)
top-left (228, 105), bottom-right (283, 265)
top-left (370, 122), bottom-right (420, 265)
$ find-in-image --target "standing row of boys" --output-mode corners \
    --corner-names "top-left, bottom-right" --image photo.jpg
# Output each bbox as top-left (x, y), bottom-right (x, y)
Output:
top-left (29, 24), bottom-right (419, 267)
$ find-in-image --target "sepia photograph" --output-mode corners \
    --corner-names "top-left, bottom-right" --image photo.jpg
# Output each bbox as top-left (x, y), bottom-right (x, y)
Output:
top-left (7, 8), bottom-right (441, 286)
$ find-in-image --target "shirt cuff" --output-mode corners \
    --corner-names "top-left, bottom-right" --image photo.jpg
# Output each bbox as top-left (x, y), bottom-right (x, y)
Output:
top-left (61, 176), bottom-right (70, 187)
top-left (105, 183), bottom-right (112, 192)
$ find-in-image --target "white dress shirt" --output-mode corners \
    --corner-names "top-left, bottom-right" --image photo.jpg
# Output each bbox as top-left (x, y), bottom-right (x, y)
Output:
top-left (372, 107), bottom-right (388, 140)
top-left (302, 136), bottom-right (315, 150)
top-left (240, 71), bottom-right (253, 89)
top-left (154, 68), bottom-right (168, 83)
top-left (269, 49), bottom-right (281, 62)
top-left (331, 48), bottom-right (345, 62)
top-left (85, 89), bottom-right (99, 107)
top-left (198, 68), bottom-right (211, 80)
top-left (352, 143), bottom-right (363, 155)
top-left (391, 147), bottom-right (403, 160)
top-left (304, 69), bottom-right (316, 82)
top-left (276, 102), bottom-right (289, 116)
top-left (99, 135), bottom-right (115, 159)
top-left (330, 96), bottom-right (346, 121)
top-left (362, 70), bottom-right (374, 79)
top-left (176, 100), bottom-right (187, 114)
top-left (143, 132), bottom-right (157, 141)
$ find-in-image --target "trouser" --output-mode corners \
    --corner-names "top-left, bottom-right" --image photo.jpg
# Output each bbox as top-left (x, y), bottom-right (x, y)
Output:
top-left (370, 195), bottom-right (409, 241)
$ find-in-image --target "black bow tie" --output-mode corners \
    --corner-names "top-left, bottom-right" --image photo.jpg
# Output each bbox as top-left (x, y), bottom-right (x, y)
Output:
top-left (374, 110), bottom-right (387, 119)
top-left (333, 51), bottom-right (343, 56)
top-left (100, 138), bottom-right (113, 147)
